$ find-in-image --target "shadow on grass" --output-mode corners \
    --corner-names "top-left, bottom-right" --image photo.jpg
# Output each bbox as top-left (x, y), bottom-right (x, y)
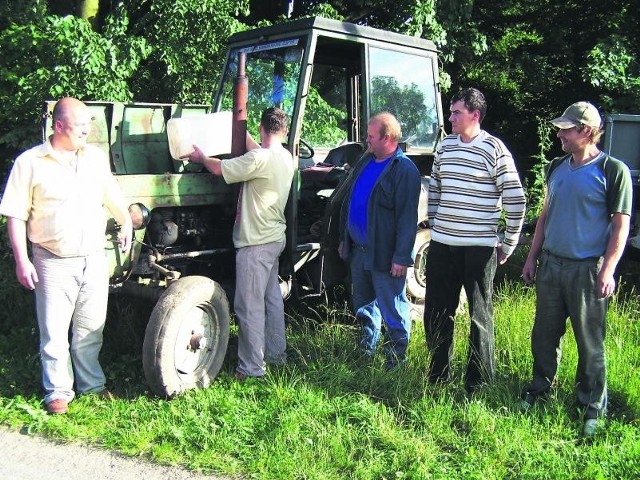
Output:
top-left (608, 390), bottom-right (639, 423)
top-left (0, 323), bottom-right (41, 399)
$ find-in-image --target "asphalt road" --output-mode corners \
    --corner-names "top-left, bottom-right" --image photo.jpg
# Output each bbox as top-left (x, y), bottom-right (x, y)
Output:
top-left (0, 427), bottom-right (229, 480)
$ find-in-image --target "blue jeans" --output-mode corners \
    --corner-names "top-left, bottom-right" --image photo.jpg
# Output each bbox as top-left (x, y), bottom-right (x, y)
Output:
top-left (524, 251), bottom-right (608, 419)
top-left (423, 241), bottom-right (497, 390)
top-left (350, 248), bottom-right (411, 366)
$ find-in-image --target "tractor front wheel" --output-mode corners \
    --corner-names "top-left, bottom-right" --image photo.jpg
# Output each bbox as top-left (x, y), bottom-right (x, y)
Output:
top-left (142, 276), bottom-right (230, 398)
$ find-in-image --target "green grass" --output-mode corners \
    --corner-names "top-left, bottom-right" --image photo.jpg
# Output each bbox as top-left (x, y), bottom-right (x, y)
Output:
top-left (1, 279), bottom-right (639, 479)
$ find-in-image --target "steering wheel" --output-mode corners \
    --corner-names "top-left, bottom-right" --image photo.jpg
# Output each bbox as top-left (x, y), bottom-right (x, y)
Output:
top-left (299, 139), bottom-right (314, 160)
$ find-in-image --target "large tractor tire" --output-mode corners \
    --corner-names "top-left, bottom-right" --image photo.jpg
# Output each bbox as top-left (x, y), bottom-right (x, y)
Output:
top-left (142, 276), bottom-right (230, 398)
top-left (406, 228), bottom-right (430, 306)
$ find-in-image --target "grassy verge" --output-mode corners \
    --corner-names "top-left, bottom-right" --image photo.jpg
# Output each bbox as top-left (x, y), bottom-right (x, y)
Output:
top-left (1, 277), bottom-right (639, 479)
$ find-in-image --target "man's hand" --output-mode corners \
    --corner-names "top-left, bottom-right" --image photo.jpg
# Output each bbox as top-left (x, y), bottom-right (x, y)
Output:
top-left (597, 270), bottom-right (616, 298)
top-left (15, 258), bottom-right (38, 290)
top-left (390, 263), bottom-right (407, 277)
top-left (181, 145), bottom-right (223, 176)
top-left (521, 257), bottom-right (537, 284)
top-left (180, 145), bottom-right (206, 164)
top-left (118, 227), bottom-right (132, 253)
top-left (338, 241), bottom-right (346, 260)
top-left (7, 218), bottom-right (38, 290)
top-left (497, 247), bottom-right (510, 265)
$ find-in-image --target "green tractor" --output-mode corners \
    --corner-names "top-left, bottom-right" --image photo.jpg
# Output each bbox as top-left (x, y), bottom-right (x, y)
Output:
top-left (43, 17), bottom-right (444, 398)
top-left (603, 114), bottom-right (640, 258)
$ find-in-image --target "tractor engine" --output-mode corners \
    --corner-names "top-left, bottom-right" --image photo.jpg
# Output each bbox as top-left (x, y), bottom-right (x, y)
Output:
top-left (136, 206), bottom-right (235, 279)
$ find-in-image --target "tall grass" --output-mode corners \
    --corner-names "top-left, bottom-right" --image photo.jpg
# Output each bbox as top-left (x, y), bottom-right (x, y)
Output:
top-left (0, 274), bottom-right (639, 479)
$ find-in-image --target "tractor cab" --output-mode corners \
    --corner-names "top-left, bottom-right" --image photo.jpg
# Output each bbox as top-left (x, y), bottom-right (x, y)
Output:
top-left (214, 17), bottom-right (444, 299)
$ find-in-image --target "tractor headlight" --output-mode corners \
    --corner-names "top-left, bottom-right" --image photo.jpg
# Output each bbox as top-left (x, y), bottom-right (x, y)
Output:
top-left (128, 203), bottom-right (150, 230)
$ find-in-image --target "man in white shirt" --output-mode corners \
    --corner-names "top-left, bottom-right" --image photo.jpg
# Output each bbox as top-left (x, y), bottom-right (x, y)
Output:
top-left (0, 97), bottom-right (132, 414)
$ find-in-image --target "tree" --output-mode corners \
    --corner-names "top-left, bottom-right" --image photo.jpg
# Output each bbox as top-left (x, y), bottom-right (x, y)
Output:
top-left (425, 0), bottom-right (640, 176)
top-left (125, 0), bottom-right (250, 103)
top-left (0, 1), bottom-right (150, 174)
top-left (0, 0), bottom-right (251, 175)
top-left (371, 77), bottom-right (428, 138)
top-left (1, 0), bottom-right (638, 184)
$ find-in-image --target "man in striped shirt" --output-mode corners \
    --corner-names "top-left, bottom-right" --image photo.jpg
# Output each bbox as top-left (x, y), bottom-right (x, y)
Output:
top-left (424, 87), bottom-right (526, 393)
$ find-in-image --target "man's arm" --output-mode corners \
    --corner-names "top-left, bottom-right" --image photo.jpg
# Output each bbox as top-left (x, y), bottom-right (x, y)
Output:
top-left (495, 151), bottom-right (526, 262)
top-left (6, 217), bottom-right (38, 290)
top-left (106, 202), bottom-right (133, 253)
top-left (521, 193), bottom-right (548, 284)
top-left (180, 145), bottom-right (223, 176)
top-left (391, 162), bottom-right (421, 276)
top-left (427, 158), bottom-right (441, 227)
top-left (597, 212), bottom-right (630, 298)
top-left (104, 174), bottom-right (133, 252)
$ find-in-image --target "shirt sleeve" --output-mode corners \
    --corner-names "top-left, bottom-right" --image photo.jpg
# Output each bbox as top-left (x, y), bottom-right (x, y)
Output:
top-left (427, 148), bottom-right (442, 227)
top-left (392, 159), bottom-right (421, 266)
top-left (494, 143), bottom-right (526, 254)
top-left (605, 158), bottom-right (633, 216)
top-left (0, 154), bottom-right (33, 221)
top-left (220, 150), bottom-right (261, 184)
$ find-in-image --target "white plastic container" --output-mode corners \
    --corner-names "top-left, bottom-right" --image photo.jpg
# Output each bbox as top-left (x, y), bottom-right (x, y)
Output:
top-left (167, 111), bottom-right (233, 160)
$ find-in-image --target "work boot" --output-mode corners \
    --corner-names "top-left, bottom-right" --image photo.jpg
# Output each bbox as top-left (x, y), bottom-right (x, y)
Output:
top-left (46, 399), bottom-right (68, 415)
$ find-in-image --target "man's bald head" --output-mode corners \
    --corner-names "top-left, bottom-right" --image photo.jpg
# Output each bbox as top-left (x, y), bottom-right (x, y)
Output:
top-left (50, 97), bottom-right (92, 152)
top-left (52, 97), bottom-right (88, 124)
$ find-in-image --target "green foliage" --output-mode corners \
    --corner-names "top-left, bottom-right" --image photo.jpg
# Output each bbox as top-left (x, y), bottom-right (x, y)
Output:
top-left (0, 218), bottom-right (34, 331)
top-left (405, 0), bottom-right (445, 45)
top-left (405, 0), bottom-right (451, 91)
top-left (305, 3), bottom-right (344, 20)
top-left (371, 76), bottom-right (428, 139)
top-left (296, 0), bottom-right (423, 29)
top-left (129, 0), bottom-right (250, 103)
top-left (0, 4), bottom-right (150, 154)
top-left (586, 36), bottom-right (640, 110)
top-left (301, 88), bottom-right (347, 147)
top-left (524, 118), bottom-right (554, 222)
top-left (429, 0), bottom-right (640, 176)
top-left (0, 0), bottom-right (47, 30)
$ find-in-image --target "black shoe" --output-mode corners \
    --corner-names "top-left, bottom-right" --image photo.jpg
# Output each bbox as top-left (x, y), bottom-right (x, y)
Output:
top-left (465, 382), bottom-right (487, 396)
top-left (428, 372), bottom-right (452, 385)
top-left (517, 393), bottom-right (536, 412)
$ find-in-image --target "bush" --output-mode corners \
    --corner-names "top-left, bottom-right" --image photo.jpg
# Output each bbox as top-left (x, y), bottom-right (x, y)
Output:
top-left (0, 217), bottom-right (34, 330)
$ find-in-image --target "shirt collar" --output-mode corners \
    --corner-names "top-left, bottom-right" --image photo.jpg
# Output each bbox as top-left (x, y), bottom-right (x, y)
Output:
top-left (42, 137), bottom-right (82, 164)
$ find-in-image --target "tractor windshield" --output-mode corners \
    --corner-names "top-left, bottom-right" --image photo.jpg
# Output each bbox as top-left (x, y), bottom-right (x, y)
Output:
top-left (217, 38), bottom-right (304, 139)
top-left (369, 47), bottom-right (440, 150)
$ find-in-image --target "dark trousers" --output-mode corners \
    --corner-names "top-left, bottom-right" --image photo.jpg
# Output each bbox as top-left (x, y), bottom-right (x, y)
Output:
top-left (423, 241), bottom-right (497, 390)
top-left (524, 251), bottom-right (608, 419)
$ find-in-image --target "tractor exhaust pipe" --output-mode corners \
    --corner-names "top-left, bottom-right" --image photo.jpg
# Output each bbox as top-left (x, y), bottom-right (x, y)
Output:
top-left (231, 51), bottom-right (248, 157)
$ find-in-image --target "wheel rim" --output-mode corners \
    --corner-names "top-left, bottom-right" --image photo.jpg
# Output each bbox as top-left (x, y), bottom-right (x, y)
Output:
top-left (406, 229), bottom-right (430, 303)
top-left (413, 242), bottom-right (428, 290)
top-left (173, 302), bottom-right (219, 378)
